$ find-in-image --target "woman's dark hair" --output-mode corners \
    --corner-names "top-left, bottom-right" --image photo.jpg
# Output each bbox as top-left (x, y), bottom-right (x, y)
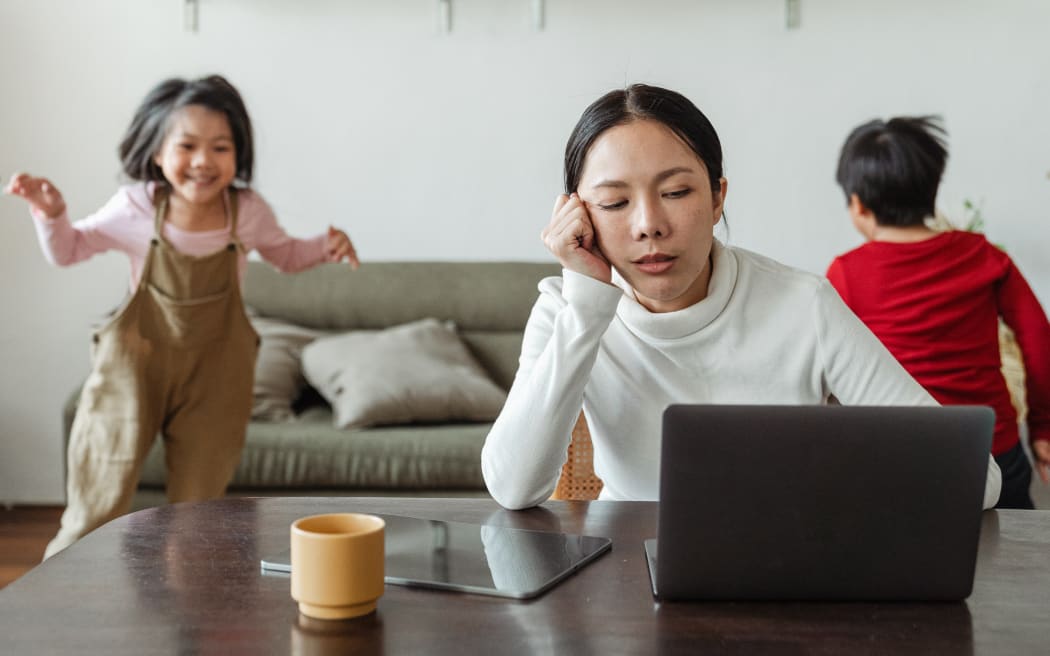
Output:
top-left (836, 116), bottom-right (947, 227)
top-left (564, 84), bottom-right (724, 196)
top-left (118, 74), bottom-right (254, 186)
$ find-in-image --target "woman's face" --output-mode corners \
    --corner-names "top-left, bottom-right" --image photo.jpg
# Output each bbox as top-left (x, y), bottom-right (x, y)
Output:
top-left (577, 119), bottom-right (727, 313)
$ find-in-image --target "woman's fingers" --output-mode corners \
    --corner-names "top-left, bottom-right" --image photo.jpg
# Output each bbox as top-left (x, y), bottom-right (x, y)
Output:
top-left (541, 193), bottom-right (611, 282)
top-left (541, 194), bottom-right (571, 241)
top-left (544, 197), bottom-right (583, 248)
top-left (545, 195), bottom-right (587, 240)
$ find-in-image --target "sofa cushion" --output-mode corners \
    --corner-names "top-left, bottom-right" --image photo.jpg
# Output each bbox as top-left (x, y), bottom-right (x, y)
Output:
top-left (459, 331), bottom-right (526, 391)
top-left (301, 318), bottom-right (508, 430)
top-left (250, 315), bottom-right (326, 421)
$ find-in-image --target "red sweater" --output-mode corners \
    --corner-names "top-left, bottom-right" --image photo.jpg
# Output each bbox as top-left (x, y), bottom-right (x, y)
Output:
top-left (827, 231), bottom-right (1050, 455)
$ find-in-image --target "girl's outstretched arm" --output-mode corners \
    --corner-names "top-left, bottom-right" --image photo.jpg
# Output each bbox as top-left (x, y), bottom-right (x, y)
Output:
top-left (3, 173), bottom-right (67, 219)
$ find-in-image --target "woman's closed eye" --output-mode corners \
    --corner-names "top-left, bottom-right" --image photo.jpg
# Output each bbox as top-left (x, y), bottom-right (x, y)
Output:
top-left (595, 199), bottom-right (628, 211)
top-left (593, 187), bottom-right (692, 211)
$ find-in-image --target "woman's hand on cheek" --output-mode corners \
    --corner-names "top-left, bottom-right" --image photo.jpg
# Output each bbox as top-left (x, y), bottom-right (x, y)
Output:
top-left (325, 226), bottom-right (360, 269)
top-left (541, 193), bottom-right (612, 284)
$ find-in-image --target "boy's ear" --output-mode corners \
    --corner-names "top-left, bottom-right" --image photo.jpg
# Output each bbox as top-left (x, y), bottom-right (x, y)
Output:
top-left (848, 194), bottom-right (874, 220)
top-left (848, 194), bottom-right (878, 240)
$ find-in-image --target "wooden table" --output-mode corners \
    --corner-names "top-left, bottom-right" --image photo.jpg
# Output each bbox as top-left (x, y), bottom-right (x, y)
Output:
top-left (1, 498), bottom-right (1046, 655)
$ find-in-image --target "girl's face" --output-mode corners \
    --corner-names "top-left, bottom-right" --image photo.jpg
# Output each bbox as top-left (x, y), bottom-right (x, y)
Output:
top-left (578, 119), bottom-right (727, 313)
top-left (153, 104), bottom-right (237, 207)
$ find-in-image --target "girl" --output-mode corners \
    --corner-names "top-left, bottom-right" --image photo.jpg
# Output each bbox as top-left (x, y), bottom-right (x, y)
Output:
top-left (481, 84), bottom-right (1001, 511)
top-left (4, 75), bottom-right (358, 558)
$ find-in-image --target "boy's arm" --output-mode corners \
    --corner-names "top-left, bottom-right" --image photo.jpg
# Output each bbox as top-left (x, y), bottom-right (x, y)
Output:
top-left (996, 258), bottom-right (1050, 479)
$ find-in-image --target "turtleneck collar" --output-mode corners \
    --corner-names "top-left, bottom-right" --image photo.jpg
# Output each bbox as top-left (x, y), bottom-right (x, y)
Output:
top-left (612, 239), bottom-right (738, 341)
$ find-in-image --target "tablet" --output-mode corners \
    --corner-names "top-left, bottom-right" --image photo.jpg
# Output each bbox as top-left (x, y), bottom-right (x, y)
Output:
top-left (260, 513), bottom-right (612, 599)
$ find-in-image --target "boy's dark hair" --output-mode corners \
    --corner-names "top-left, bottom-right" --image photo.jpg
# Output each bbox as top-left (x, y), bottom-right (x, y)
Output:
top-left (564, 84), bottom-right (724, 196)
top-left (119, 74), bottom-right (254, 186)
top-left (836, 116), bottom-right (947, 226)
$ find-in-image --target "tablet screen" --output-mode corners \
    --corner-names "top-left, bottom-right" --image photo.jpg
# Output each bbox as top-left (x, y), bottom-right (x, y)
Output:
top-left (260, 513), bottom-right (612, 599)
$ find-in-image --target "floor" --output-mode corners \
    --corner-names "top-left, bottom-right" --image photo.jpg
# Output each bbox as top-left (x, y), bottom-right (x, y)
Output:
top-left (0, 506), bottom-right (61, 589)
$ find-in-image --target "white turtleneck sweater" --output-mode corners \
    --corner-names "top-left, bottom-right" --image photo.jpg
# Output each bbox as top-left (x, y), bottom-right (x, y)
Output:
top-left (481, 241), bottom-right (1002, 510)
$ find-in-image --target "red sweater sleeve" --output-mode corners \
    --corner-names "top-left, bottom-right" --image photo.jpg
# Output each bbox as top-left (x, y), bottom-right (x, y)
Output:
top-left (997, 259), bottom-right (1050, 445)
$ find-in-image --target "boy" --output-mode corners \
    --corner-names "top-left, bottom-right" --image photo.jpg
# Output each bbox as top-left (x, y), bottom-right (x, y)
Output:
top-left (826, 116), bottom-right (1050, 508)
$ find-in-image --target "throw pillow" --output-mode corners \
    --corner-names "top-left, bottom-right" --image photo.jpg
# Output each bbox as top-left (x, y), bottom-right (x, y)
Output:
top-left (250, 315), bottom-right (326, 421)
top-left (301, 318), bottom-right (508, 430)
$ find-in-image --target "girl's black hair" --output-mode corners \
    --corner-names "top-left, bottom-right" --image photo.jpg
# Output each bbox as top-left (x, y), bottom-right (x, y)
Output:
top-left (835, 116), bottom-right (948, 227)
top-left (118, 75), bottom-right (254, 186)
top-left (564, 84), bottom-right (724, 196)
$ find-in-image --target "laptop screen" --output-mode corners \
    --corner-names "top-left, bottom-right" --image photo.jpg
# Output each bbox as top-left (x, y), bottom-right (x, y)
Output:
top-left (651, 404), bottom-right (993, 601)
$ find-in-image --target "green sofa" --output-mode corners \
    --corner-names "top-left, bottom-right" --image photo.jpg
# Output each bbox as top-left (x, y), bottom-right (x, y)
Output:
top-left (63, 260), bottom-right (559, 509)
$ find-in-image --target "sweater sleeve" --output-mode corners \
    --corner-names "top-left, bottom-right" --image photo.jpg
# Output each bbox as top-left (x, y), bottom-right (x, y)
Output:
top-left (30, 189), bottom-right (140, 266)
top-left (241, 192), bottom-right (327, 272)
top-left (814, 280), bottom-right (1002, 509)
top-left (996, 258), bottom-right (1050, 447)
top-left (481, 270), bottom-right (622, 509)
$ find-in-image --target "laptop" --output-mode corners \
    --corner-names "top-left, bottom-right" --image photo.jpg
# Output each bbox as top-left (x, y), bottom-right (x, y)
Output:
top-left (645, 404), bottom-right (994, 601)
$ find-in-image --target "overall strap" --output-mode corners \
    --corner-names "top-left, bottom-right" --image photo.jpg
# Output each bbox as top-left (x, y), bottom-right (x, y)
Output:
top-left (137, 185), bottom-right (170, 292)
top-left (152, 186), bottom-right (169, 238)
top-left (226, 188), bottom-right (244, 252)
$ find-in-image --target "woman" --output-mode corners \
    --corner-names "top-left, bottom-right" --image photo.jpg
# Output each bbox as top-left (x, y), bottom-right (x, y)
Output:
top-left (481, 84), bottom-right (1001, 510)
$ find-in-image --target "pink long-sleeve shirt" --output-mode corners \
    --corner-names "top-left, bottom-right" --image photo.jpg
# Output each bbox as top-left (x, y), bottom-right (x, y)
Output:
top-left (32, 182), bottom-right (327, 289)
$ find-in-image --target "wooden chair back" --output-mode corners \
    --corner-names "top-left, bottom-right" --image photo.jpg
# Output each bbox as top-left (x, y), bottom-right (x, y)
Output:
top-left (551, 412), bottom-right (604, 501)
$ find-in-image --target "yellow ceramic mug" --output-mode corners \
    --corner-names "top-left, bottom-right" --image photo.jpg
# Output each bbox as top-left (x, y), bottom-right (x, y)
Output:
top-left (290, 513), bottom-right (386, 620)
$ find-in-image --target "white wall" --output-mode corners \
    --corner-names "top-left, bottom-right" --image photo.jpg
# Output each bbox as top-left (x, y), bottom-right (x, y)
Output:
top-left (2, 0), bottom-right (1048, 503)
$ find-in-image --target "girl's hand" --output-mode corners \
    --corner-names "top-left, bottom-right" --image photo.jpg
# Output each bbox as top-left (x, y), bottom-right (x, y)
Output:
top-left (541, 193), bottom-right (611, 283)
top-left (326, 226), bottom-right (359, 269)
top-left (1033, 439), bottom-right (1050, 485)
top-left (3, 173), bottom-right (67, 219)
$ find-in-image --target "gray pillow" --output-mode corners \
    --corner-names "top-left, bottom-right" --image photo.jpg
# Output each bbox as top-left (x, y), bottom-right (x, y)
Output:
top-left (250, 315), bottom-right (325, 421)
top-left (301, 318), bottom-right (508, 430)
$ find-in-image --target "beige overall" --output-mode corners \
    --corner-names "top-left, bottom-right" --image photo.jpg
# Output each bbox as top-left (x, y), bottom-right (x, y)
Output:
top-left (46, 189), bottom-right (258, 558)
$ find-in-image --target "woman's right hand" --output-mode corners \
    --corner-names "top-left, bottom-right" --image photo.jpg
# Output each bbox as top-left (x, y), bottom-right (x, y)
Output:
top-left (541, 193), bottom-right (611, 283)
top-left (3, 173), bottom-right (67, 219)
